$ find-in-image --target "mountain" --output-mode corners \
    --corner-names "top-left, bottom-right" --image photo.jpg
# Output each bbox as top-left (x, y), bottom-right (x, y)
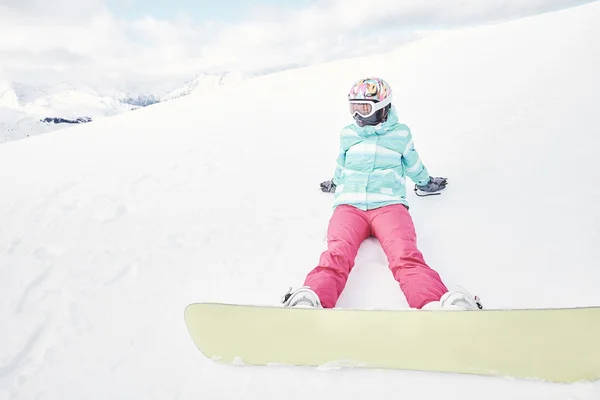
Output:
top-left (161, 71), bottom-right (253, 101)
top-left (1, 2), bottom-right (599, 399)
top-left (0, 82), bottom-right (141, 142)
top-left (0, 72), bottom-right (254, 142)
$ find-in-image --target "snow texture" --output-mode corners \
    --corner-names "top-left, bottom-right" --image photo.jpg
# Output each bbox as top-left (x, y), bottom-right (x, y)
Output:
top-left (1, 2), bottom-right (600, 399)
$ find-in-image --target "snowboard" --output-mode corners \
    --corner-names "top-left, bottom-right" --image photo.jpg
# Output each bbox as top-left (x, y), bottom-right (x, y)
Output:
top-left (183, 302), bottom-right (600, 383)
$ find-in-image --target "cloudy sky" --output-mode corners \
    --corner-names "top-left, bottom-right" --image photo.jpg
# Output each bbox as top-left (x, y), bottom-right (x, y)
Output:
top-left (0, 0), bottom-right (595, 87)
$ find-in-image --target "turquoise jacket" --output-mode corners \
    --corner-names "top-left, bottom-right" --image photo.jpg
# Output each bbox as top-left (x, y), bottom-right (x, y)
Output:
top-left (332, 106), bottom-right (430, 210)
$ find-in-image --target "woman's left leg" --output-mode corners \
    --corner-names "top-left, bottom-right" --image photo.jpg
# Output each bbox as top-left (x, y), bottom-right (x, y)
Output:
top-left (369, 204), bottom-right (448, 309)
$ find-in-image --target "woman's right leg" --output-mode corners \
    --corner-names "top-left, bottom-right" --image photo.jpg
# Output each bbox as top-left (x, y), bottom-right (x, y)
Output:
top-left (303, 205), bottom-right (370, 308)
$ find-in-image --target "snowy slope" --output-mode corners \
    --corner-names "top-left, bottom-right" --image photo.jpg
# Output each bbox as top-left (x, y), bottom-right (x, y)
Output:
top-left (1, 2), bottom-right (600, 399)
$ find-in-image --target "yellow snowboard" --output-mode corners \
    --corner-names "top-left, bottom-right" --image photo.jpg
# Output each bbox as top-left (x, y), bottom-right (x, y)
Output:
top-left (184, 303), bottom-right (600, 383)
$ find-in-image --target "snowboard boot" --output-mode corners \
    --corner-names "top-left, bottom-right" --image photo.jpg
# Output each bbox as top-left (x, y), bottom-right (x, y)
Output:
top-left (281, 286), bottom-right (323, 308)
top-left (422, 287), bottom-right (483, 310)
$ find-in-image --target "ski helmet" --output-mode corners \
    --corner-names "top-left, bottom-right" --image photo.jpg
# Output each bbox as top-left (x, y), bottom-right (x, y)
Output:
top-left (348, 77), bottom-right (393, 127)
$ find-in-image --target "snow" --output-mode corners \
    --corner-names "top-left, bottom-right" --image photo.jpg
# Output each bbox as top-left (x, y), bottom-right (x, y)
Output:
top-left (1, 2), bottom-right (600, 399)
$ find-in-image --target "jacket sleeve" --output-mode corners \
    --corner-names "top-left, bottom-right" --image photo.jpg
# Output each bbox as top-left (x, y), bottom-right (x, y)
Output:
top-left (332, 145), bottom-right (346, 185)
top-left (402, 131), bottom-right (430, 186)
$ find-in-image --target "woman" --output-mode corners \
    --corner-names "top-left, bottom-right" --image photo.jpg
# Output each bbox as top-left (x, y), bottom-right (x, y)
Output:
top-left (282, 77), bottom-right (481, 311)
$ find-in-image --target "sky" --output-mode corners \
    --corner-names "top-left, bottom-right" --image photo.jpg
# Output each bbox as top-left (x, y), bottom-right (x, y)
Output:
top-left (0, 0), bottom-right (597, 88)
top-left (106, 0), bottom-right (318, 23)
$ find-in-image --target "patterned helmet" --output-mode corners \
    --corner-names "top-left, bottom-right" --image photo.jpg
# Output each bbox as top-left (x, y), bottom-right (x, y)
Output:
top-left (348, 77), bottom-right (392, 102)
top-left (348, 77), bottom-right (393, 121)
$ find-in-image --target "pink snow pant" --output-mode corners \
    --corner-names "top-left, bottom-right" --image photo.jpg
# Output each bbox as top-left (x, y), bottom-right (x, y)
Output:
top-left (304, 204), bottom-right (448, 309)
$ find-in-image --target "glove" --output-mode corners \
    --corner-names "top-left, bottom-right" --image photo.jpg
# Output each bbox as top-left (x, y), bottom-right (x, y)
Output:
top-left (415, 177), bottom-right (447, 194)
top-left (319, 179), bottom-right (336, 193)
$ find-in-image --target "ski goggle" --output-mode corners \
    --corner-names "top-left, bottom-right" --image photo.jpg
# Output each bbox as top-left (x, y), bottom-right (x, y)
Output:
top-left (349, 96), bottom-right (392, 118)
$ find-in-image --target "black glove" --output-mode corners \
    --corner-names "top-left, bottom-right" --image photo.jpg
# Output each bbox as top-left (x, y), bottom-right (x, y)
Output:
top-left (319, 179), bottom-right (336, 193)
top-left (415, 177), bottom-right (447, 196)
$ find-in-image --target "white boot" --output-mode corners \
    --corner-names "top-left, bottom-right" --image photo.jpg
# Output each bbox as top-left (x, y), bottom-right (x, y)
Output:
top-left (281, 286), bottom-right (322, 308)
top-left (422, 288), bottom-right (483, 310)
